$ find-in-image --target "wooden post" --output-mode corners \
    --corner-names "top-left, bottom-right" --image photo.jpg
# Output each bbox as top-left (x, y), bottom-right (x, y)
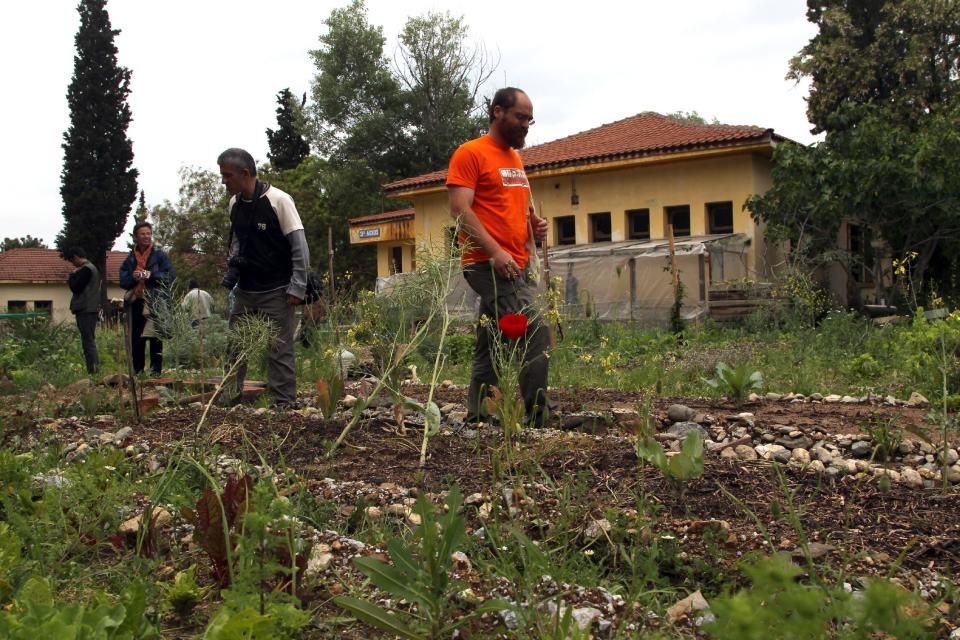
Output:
top-left (327, 226), bottom-right (336, 307)
top-left (667, 223), bottom-right (679, 299)
top-left (539, 200), bottom-right (550, 291)
top-left (122, 302), bottom-right (141, 422)
top-left (538, 200), bottom-right (556, 348)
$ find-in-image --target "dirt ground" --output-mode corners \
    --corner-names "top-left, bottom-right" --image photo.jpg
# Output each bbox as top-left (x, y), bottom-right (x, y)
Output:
top-left (132, 384), bottom-right (960, 577)
top-left (13, 382), bottom-right (960, 637)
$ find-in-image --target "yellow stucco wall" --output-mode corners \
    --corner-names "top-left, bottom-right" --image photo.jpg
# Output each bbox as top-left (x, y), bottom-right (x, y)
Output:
top-left (0, 283), bottom-right (125, 324)
top-left (379, 150), bottom-right (774, 280)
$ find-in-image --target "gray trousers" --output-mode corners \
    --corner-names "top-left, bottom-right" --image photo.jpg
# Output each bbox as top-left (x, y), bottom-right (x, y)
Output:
top-left (463, 262), bottom-right (550, 423)
top-left (229, 287), bottom-right (297, 405)
top-left (75, 311), bottom-right (100, 374)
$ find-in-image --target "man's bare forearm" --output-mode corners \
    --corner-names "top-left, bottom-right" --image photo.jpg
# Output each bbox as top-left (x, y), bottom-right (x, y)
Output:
top-left (451, 206), bottom-right (504, 259)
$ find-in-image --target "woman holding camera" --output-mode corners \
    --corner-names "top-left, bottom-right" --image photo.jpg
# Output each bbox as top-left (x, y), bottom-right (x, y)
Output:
top-left (119, 221), bottom-right (176, 375)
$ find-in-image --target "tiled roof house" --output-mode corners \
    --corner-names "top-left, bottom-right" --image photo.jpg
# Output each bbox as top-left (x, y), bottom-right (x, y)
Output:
top-left (348, 112), bottom-right (788, 316)
top-left (0, 248), bottom-right (127, 323)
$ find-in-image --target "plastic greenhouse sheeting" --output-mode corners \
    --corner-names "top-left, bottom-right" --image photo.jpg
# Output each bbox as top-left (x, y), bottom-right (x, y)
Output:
top-left (376, 233), bottom-right (751, 324)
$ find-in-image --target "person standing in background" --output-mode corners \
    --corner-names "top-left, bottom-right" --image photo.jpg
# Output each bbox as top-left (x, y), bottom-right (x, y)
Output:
top-left (65, 246), bottom-right (100, 374)
top-left (181, 279), bottom-right (213, 327)
top-left (119, 221), bottom-right (176, 374)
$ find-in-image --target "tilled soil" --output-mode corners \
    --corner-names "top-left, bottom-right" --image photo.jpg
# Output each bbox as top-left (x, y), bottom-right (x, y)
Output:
top-left (11, 382), bottom-right (960, 637)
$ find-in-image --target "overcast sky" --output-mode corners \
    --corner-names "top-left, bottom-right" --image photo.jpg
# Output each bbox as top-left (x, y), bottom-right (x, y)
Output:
top-left (1, 0), bottom-right (817, 250)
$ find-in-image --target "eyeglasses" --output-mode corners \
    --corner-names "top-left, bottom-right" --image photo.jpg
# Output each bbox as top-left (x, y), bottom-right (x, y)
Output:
top-left (513, 112), bottom-right (535, 126)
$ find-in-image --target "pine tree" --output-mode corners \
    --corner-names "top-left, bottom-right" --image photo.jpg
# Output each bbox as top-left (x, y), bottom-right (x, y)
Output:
top-left (136, 189), bottom-right (147, 223)
top-left (266, 88), bottom-right (310, 170)
top-left (57, 0), bottom-right (138, 302)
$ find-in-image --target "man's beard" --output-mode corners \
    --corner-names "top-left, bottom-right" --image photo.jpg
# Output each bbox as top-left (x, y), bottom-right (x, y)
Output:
top-left (504, 123), bottom-right (527, 149)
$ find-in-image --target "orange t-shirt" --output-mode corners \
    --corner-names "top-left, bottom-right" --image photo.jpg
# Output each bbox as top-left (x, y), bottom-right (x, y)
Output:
top-left (446, 135), bottom-right (530, 268)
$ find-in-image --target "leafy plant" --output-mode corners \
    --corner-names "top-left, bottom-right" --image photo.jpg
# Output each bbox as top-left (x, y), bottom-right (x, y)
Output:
top-left (635, 423), bottom-right (704, 497)
top-left (203, 588), bottom-right (309, 640)
top-left (704, 361), bottom-right (763, 408)
top-left (159, 564), bottom-right (210, 618)
top-left (335, 486), bottom-right (508, 639)
top-left (864, 413), bottom-right (903, 463)
top-left (707, 554), bottom-right (931, 639)
top-left (0, 577), bottom-right (157, 639)
top-left (181, 474), bottom-right (254, 586)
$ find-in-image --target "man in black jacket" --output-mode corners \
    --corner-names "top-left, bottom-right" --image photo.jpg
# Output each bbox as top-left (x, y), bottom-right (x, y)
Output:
top-left (218, 148), bottom-right (310, 408)
top-left (64, 246), bottom-right (100, 374)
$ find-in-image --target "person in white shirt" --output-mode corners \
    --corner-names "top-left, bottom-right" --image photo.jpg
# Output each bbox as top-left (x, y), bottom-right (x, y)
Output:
top-left (181, 279), bottom-right (214, 326)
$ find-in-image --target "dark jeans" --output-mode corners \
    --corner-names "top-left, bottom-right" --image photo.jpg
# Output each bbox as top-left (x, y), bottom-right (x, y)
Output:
top-left (130, 299), bottom-right (163, 375)
top-left (229, 287), bottom-right (297, 405)
top-left (75, 311), bottom-right (100, 374)
top-left (463, 262), bottom-right (551, 424)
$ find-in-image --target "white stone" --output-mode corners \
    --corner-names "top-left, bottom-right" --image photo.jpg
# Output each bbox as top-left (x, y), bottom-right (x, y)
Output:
top-left (906, 392), bottom-right (929, 407)
top-left (824, 394), bottom-right (843, 403)
top-left (791, 448), bottom-right (811, 464)
top-left (756, 444), bottom-right (787, 460)
top-left (342, 394), bottom-right (358, 408)
top-left (571, 607), bottom-right (604, 631)
top-left (465, 492), bottom-right (484, 506)
top-left (119, 507), bottom-right (171, 535)
top-left (900, 467), bottom-right (924, 489)
top-left (305, 549), bottom-right (334, 577)
top-left (585, 518), bottom-right (612, 539)
top-left (736, 445), bottom-right (757, 461)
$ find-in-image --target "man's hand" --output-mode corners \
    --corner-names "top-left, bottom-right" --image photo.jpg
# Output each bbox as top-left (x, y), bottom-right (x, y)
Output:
top-left (531, 213), bottom-right (548, 241)
top-left (287, 294), bottom-right (302, 306)
top-left (492, 248), bottom-right (521, 280)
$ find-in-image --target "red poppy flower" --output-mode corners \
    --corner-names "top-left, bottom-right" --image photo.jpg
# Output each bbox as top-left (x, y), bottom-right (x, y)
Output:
top-left (498, 313), bottom-right (528, 340)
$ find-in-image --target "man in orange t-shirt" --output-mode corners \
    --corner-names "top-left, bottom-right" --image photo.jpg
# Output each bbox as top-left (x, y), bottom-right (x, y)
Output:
top-left (447, 87), bottom-right (552, 427)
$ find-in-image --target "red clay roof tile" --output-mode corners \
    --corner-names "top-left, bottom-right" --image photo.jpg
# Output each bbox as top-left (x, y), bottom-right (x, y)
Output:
top-left (348, 208), bottom-right (415, 225)
top-left (0, 248), bottom-right (127, 283)
top-left (384, 112), bottom-right (779, 193)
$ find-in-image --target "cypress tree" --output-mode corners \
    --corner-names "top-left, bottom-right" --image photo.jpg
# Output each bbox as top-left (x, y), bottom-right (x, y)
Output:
top-left (57, 0), bottom-right (138, 302)
top-left (266, 88), bottom-right (310, 170)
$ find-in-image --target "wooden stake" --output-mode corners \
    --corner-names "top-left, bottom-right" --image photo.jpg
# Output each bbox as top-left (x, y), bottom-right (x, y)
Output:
top-left (122, 302), bottom-right (141, 422)
top-left (538, 199), bottom-right (557, 349)
top-left (667, 223), bottom-right (679, 298)
top-left (327, 226), bottom-right (336, 307)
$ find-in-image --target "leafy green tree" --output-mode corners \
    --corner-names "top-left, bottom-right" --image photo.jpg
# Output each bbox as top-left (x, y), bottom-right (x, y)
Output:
top-left (150, 167), bottom-right (230, 288)
top-left (135, 189), bottom-right (147, 223)
top-left (309, 0), bottom-right (408, 285)
top-left (57, 0), bottom-right (138, 304)
top-left (266, 88), bottom-right (310, 170)
top-left (748, 107), bottom-right (960, 305)
top-left (396, 11), bottom-right (493, 173)
top-left (309, 2), bottom-right (496, 283)
top-left (751, 0), bottom-right (960, 304)
top-left (789, 0), bottom-right (960, 135)
top-left (664, 110), bottom-right (719, 125)
top-left (1, 236), bottom-right (47, 251)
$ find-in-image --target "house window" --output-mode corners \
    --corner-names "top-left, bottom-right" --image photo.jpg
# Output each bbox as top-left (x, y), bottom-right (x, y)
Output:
top-left (33, 301), bottom-right (53, 315)
top-left (391, 246), bottom-right (403, 274)
top-left (665, 205), bottom-right (691, 237)
top-left (626, 209), bottom-right (650, 240)
top-left (555, 215), bottom-right (576, 245)
top-left (707, 201), bottom-right (734, 234)
top-left (848, 224), bottom-right (874, 284)
top-left (589, 212), bottom-right (612, 242)
top-left (7, 301), bottom-right (26, 313)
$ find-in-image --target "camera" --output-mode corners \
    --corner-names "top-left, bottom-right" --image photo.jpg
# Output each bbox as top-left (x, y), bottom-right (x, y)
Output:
top-left (228, 255), bottom-right (249, 270)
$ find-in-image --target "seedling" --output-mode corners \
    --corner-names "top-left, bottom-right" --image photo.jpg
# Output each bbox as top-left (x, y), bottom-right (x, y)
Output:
top-left (704, 361), bottom-right (763, 408)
